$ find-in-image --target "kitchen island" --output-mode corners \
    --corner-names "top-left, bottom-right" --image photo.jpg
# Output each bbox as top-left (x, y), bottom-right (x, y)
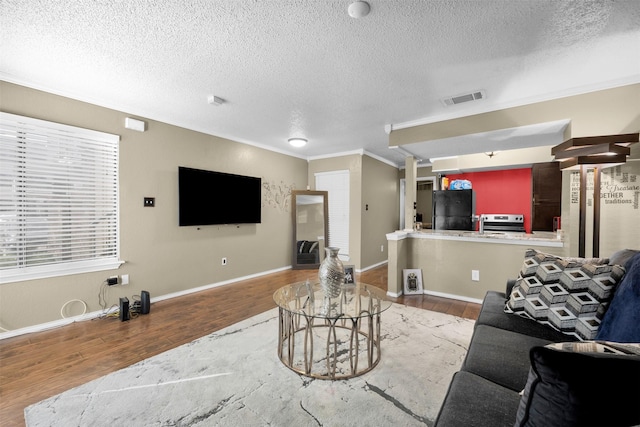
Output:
top-left (386, 229), bottom-right (565, 301)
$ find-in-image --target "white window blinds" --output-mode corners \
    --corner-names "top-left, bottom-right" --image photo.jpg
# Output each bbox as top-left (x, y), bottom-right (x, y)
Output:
top-left (0, 112), bottom-right (121, 283)
top-left (315, 170), bottom-right (350, 259)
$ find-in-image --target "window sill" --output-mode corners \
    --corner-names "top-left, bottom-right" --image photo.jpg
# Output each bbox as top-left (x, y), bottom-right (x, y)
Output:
top-left (0, 259), bottom-right (125, 284)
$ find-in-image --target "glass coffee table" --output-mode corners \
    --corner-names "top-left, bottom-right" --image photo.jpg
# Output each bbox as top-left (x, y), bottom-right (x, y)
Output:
top-left (273, 281), bottom-right (392, 380)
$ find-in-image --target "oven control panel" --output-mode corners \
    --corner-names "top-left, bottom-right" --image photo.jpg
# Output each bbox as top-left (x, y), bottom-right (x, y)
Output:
top-left (482, 214), bottom-right (524, 223)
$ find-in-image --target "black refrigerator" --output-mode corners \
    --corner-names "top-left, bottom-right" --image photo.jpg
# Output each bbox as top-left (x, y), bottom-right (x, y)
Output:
top-left (432, 189), bottom-right (476, 231)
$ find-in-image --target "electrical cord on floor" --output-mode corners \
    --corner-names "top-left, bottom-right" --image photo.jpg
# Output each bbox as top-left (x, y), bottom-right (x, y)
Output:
top-left (101, 304), bottom-right (120, 319)
top-left (60, 299), bottom-right (87, 319)
top-left (100, 293), bottom-right (144, 320)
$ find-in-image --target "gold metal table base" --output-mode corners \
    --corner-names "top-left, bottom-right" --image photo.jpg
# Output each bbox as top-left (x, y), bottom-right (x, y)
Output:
top-left (277, 306), bottom-right (383, 380)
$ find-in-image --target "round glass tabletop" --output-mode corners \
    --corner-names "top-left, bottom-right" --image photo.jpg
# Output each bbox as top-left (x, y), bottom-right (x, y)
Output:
top-left (273, 281), bottom-right (391, 320)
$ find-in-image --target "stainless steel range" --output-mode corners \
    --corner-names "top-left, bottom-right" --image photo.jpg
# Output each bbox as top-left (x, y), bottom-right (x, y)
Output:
top-left (480, 214), bottom-right (525, 232)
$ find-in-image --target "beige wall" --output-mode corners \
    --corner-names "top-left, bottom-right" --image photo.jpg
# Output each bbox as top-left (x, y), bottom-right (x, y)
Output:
top-left (361, 155), bottom-right (399, 268)
top-left (406, 238), bottom-right (566, 300)
top-left (0, 82), bottom-right (308, 330)
top-left (308, 154), bottom-right (362, 267)
top-left (308, 153), bottom-right (399, 270)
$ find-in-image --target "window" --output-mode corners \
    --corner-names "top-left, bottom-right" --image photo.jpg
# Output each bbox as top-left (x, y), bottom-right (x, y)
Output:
top-left (0, 112), bottom-right (121, 283)
top-left (316, 170), bottom-right (350, 259)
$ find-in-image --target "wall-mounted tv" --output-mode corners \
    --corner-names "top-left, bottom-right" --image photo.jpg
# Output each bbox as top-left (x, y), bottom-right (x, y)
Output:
top-left (178, 166), bottom-right (262, 226)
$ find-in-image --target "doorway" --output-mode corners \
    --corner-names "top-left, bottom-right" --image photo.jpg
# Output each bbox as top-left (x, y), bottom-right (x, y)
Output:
top-left (399, 176), bottom-right (436, 230)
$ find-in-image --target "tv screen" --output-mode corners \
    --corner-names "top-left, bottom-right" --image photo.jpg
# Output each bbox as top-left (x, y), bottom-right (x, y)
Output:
top-left (178, 167), bottom-right (262, 226)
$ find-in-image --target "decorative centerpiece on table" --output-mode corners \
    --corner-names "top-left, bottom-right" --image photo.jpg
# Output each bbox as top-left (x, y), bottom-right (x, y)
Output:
top-left (318, 247), bottom-right (345, 314)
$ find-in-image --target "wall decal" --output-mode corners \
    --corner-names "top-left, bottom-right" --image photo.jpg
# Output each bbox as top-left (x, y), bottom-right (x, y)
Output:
top-left (569, 164), bottom-right (639, 256)
top-left (263, 180), bottom-right (296, 212)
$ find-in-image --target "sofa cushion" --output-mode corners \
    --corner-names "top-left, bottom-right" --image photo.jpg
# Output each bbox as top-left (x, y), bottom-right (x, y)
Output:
top-left (434, 371), bottom-right (521, 427)
top-left (505, 248), bottom-right (626, 341)
top-left (477, 291), bottom-right (578, 342)
top-left (595, 252), bottom-right (640, 343)
top-left (514, 342), bottom-right (640, 427)
top-left (608, 248), bottom-right (640, 270)
top-left (462, 325), bottom-right (553, 391)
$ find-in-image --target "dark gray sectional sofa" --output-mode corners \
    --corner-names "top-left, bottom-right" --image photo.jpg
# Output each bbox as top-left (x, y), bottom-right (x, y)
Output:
top-left (434, 250), bottom-right (640, 427)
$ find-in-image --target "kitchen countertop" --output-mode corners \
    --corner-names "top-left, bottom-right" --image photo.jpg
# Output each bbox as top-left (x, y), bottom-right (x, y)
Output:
top-left (386, 229), bottom-right (564, 247)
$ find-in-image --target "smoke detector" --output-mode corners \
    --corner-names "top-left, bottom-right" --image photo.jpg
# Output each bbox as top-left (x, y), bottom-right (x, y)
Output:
top-left (441, 90), bottom-right (486, 107)
top-left (207, 95), bottom-right (225, 106)
top-left (348, 1), bottom-right (370, 18)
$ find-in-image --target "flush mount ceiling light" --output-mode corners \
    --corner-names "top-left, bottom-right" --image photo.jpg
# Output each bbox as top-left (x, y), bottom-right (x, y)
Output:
top-left (348, 1), bottom-right (370, 18)
top-left (288, 138), bottom-right (307, 148)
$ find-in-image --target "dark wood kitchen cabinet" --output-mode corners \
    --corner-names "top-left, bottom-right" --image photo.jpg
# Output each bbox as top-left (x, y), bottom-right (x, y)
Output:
top-left (532, 162), bottom-right (562, 231)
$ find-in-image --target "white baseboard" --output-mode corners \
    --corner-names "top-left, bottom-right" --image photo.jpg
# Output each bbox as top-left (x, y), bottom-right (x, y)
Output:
top-left (359, 259), bottom-right (388, 273)
top-left (423, 290), bottom-right (483, 305)
top-left (0, 262), bottom-right (405, 340)
top-left (0, 265), bottom-right (292, 341)
top-left (0, 310), bottom-right (107, 340)
top-left (387, 289), bottom-right (483, 305)
top-left (152, 265), bottom-right (291, 303)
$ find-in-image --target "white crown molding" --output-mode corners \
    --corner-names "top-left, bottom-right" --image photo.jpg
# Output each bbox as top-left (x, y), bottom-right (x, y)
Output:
top-left (0, 74), bottom-right (310, 161)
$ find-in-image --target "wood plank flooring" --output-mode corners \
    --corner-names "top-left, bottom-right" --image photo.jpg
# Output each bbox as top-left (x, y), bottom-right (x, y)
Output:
top-left (0, 264), bottom-right (480, 427)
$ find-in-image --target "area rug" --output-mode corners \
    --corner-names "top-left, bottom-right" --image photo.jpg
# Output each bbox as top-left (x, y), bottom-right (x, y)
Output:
top-left (24, 303), bottom-right (474, 426)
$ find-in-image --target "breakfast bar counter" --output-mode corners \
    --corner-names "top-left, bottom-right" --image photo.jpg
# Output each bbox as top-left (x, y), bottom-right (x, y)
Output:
top-left (386, 229), bottom-right (566, 301)
top-left (398, 229), bottom-right (563, 246)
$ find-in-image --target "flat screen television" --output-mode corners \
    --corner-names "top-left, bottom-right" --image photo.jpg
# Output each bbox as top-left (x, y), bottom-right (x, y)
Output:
top-left (178, 166), bottom-right (262, 226)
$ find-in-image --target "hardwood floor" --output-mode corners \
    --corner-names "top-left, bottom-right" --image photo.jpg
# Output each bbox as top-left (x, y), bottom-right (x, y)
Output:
top-left (0, 264), bottom-right (480, 426)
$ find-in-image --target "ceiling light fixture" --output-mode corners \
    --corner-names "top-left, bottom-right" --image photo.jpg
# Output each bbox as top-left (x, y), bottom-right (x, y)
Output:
top-left (552, 133), bottom-right (637, 170)
top-left (348, 1), bottom-right (370, 18)
top-left (288, 138), bottom-right (307, 148)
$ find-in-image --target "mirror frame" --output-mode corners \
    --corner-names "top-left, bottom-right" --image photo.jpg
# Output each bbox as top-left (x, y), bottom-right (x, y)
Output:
top-left (291, 190), bottom-right (329, 270)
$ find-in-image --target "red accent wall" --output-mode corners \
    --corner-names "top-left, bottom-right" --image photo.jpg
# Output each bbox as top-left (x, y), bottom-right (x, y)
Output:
top-left (447, 168), bottom-right (532, 233)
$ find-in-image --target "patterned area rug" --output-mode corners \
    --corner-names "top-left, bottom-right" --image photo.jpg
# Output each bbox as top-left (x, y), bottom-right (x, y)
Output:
top-left (24, 303), bottom-right (474, 426)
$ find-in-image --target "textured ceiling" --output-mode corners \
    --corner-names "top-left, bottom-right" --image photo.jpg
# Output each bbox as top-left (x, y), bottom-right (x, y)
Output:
top-left (1, 0), bottom-right (639, 166)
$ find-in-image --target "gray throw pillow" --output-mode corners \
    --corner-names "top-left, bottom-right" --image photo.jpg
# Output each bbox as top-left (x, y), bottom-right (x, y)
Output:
top-left (514, 343), bottom-right (640, 427)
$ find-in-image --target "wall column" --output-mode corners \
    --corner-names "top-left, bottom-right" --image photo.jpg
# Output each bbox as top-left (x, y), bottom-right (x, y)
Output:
top-left (404, 156), bottom-right (417, 231)
top-left (386, 232), bottom-right (407, 297)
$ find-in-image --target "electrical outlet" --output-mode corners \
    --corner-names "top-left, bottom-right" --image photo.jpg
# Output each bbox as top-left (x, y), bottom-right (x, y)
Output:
top-left (380, 245), bottom-right (384, 252)
top-left (221, 257), bottom-right (227, 266)
top-left (107, 276), bottom-right (119, 286)
top-left (472, 270), bottom-right (480, 282)
top-left (121, 274), bottom-right (129, 285)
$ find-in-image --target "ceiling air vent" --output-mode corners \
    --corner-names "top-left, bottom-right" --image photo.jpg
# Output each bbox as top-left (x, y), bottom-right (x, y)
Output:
top-left (442, 90), bottom-right (486, 106)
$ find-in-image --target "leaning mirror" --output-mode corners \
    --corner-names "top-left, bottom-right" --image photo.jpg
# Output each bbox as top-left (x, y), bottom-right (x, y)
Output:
top-left (292, 190), bottom-right (328, 270)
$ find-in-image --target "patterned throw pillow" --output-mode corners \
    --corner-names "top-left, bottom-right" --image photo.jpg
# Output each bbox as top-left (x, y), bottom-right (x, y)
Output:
top-left (505, 249), bottom-right (626, 340)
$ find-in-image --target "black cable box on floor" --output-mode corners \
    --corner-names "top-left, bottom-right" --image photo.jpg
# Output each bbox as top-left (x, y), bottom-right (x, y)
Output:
top-left (140, 290), bottom-right (150, 314)
top-left (119, 297), bottom-right (130, 321)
